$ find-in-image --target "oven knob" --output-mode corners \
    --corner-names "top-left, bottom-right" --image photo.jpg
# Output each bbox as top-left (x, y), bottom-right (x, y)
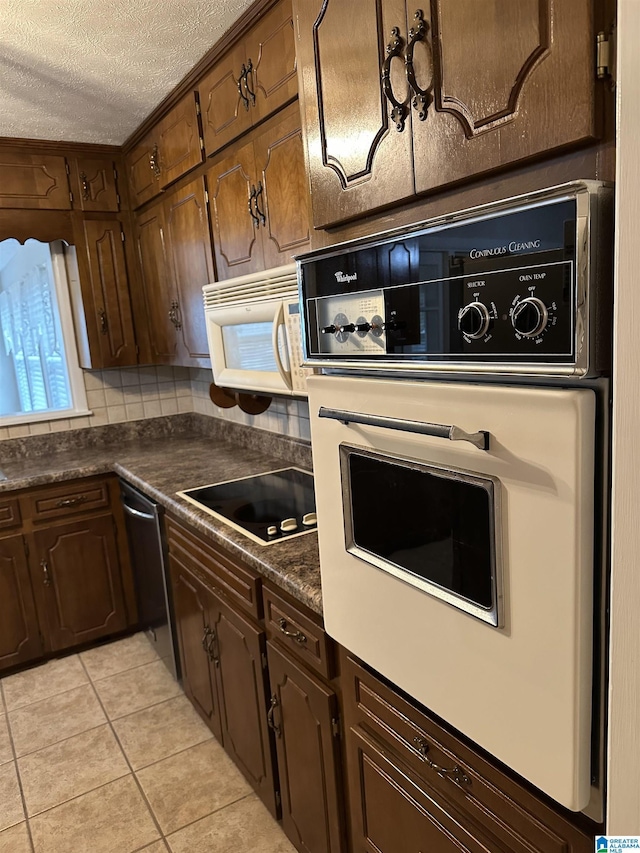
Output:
top-left (354, 317), bottom-right (371, 336)
top-left (458, 302), bottom-right (491, 340)
top-left (302, 512), bottom-right (317, 527)
top-left (321, 324), bottom-right (337, 334)
top-left (267, 525), bottom-right (278, 538)
top-left (280, 518), bottom-right (298, 533)
top-left (340, 323), bottom-right (356, 334)
top-left (511, 297), bottom-right (549, 338)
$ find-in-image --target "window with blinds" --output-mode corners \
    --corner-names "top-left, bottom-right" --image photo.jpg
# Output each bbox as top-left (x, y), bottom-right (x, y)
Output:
top-left (0, 239), bottom-right (87, 424)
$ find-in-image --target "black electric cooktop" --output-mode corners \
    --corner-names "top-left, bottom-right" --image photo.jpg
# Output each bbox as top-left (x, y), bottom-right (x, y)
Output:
top-left (178, 468), bottom-right (316, 545)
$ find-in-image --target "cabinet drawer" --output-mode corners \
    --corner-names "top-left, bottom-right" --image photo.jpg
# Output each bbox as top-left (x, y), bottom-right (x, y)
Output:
top-left (26, 479), bottom-right (111, 521)
top-left (344, 655), bottom-right (594, 853)
top-left (166, 517), bottom-right (261, 619)
top-left (263, 584), bottom-right (332, 679)
top-left (0, 497), bottom-right (21, 530)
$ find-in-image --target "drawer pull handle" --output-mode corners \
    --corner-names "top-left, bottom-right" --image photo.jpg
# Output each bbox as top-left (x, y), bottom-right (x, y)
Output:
top-left (41, 559), bottom-right (52, 587)
top-left (55, 495), bottom-right (88, 509)
top-left (267, 694), bottom-right (282, 738)
top-left (277, 617), bottom-right (307, 645)
top-left (413, 737), bottom-right (471, 787)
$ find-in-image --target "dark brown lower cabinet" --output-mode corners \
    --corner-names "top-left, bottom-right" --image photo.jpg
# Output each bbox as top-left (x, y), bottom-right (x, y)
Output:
top-left (266, 639), bottom-right (344, 853)
top-left (31, 514), bottom-right (129, 652)
top-left (343, 653), bottom-right (595, 853)
top-left (167, 531), bottom-right (278, 815)
top-left (0, 534), bottom-right (43, 671)
top-left (170, 554), bottom-right (222, 740)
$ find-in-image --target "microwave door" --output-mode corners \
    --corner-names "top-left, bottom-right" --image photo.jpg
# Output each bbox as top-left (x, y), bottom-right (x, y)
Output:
top-left (206, 299), bottom-right (293, 395)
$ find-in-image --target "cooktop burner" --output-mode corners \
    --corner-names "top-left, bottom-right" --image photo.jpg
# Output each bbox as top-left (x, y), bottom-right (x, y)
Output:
top-left (177, 468), bottom-right (316, 546)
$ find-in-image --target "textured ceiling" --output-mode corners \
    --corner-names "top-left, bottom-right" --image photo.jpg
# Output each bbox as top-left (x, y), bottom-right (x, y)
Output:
top-left (0, 0), bottom-right (255, 145)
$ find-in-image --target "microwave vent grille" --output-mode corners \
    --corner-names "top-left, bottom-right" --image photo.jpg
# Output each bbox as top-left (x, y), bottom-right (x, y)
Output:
top-left (203, 264), bottom-right (298, 310)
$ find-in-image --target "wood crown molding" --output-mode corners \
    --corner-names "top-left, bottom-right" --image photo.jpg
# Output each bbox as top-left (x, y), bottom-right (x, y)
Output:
top-left (122, 0), bottom-right (281, 154)
top-left (0, 137), bottom-right (121, 156)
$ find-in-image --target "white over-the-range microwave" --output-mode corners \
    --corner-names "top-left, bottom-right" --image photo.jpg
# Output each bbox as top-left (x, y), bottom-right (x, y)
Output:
top-left (203, 263), bottom-right (313, 397)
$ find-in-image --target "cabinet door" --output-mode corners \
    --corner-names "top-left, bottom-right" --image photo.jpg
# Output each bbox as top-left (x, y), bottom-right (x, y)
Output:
top-left (136, 203), bottom-right (178, 361)
top-left (348, 726), bottom-right (489, 853)
top-left (164, 178), bottom-right (213, 364)
top-left (0, 535), bottom-right (43, 672)
top-left (199, 42), bottom-right (253, 156)
top-left (82, 219), bottom-right (137, 368)
top-left (213, 595), bottom-right (278, 817)
top-left (267, 640), bottom-right (344, 853)
top-left (254, 104), bottom-right (310, 270)
top-left (32, 515), bottom-right (128, 653)
top-left (247, 0), bottom-right (297, 124)
top-left (412, 0), bottom-right (599, 195)
top-left (73, 158), bottom-right (119, 212)
top-left (169, 557), bottom-right (222, 740)
top-left (157, 93), bottom-right (204, 189)
top-left (294, 0), bottom-right (414, 228)
top-left (0, 152), bottom-right (72, 210)
top-left (206, 140), bottom-right (262, 279)
top-left (127, 133), bottom-right (161, 208)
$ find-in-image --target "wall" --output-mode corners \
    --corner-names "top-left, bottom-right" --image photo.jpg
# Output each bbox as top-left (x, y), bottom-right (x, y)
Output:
top-left (606, 0), bottom-right (640, 831)
top-left (0, 364), bottom-right (311, 442)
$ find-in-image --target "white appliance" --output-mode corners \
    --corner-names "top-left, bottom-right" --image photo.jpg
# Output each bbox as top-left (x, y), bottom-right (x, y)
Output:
top-left (309, 373), bottom-right (596, 811)
top-left (203, 263), bottom-right (312, 396)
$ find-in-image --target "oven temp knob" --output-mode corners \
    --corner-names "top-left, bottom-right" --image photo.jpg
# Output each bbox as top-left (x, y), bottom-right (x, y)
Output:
top-left (511, 296), bottom-right (549, 338)
top-left (280, 518), bottom-right (298, 533)
top-left (458, 302), bottom-right (491, 340)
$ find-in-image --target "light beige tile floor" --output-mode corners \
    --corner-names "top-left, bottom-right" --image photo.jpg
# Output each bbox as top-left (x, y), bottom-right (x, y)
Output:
top-left (0, 633), bottom-right (297, 853)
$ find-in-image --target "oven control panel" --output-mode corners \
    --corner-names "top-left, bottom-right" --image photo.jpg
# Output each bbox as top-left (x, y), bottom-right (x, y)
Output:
top-left (298, 182), bottom-right (612, 376)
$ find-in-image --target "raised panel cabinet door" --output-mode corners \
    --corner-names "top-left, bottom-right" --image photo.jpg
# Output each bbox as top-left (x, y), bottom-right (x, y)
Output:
top-left (157, 93), bottom-right (204, 189)
top-left (246, 0), bottom-right (297, 124)
top-left (254, 104), bottom-right (310, 270)
top-left (127, 134), bottom-right (161, 208)
top-left (0, 534), bottom-right (43, 672)
top-left (82, 219), bottom-right (137, 368)
top-left (412, 0), bottom-right (599, 194)
top-left (73, 158), bottom-right (119, 211)
top-left (212, 596), bottom-right (278, 817)
top-left (347, 726), bottom-right (487, 853)
top-left (0, 152), bottom-right (71, 210)
top-left (293, 0), bottom-right (414, 228)
top-left (169, 557), bottom-right (222, 740)
top-left (164, 178), bottom-right (213, 364)
top-left (199, 42), bottom-right (253, 156)
top-left (206, 141), bottom-right (262, 279)
top-left (266, 640), bottom-right (344, 853)
top-left (135, 203), bottom-right (179, 361)
top-left (32, 515), bottom-right (128, 653)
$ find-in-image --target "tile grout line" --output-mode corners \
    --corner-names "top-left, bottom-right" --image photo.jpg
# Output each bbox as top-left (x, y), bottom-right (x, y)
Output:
top-left (78, 653), bottom-right (168, 849)
top-left (85, 653), bottom-right (166, 686)
top-left (2, 682), bottom-right (36, 853)
top-left (0, 654), bottom-right (90, 714)
top-left (163, 791), bottom-right (256, 846)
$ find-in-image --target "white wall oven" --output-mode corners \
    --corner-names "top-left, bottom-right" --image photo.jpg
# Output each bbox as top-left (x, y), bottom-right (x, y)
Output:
top-left (299, 182), bottom-right (612, 818)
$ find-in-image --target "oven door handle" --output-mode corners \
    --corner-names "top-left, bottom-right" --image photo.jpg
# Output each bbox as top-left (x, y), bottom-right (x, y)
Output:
top-left (318, 407), bottom-right (490, 450)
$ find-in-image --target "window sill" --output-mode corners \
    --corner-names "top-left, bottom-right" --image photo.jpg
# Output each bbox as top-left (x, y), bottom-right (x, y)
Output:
top-left (0, 409), bottom-right (93, 428)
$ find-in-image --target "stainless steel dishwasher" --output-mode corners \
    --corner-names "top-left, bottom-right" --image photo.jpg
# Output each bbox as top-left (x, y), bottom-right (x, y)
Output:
top-left (120, 479), bottom-right (180, 680)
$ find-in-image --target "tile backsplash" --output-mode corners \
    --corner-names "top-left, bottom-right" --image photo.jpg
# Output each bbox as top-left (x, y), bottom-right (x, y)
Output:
top-left (0, 366), bottom-right (310, 443)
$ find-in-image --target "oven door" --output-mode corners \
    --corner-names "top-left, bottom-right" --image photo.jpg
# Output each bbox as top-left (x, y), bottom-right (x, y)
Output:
top-left (206, 298), bottom-right (293, 395)
top-left (308, 374), bottom-right (596, 811)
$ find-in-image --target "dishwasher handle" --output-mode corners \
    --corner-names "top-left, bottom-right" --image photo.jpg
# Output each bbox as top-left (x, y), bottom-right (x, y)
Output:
top-left (122, 501), bottom-right (156, 522)
top-left (318, 406), bottom-right (490, 451)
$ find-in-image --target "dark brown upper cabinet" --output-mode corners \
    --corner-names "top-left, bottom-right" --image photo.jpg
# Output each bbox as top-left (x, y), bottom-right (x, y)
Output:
top-left (199, 0), bottom-right (297, 157)
top-left (295, 0), bottom-right (602, 228)
top-left (126, 93), bottom-right (203, 208)
top-left (71, 157), bottom-right (120, 212)
top-left (135, 176), bottom-right (212, 367)
top-left (0, 152), bottom-right (72, 210)
top-left (206, 102), bottom-right (310, 279)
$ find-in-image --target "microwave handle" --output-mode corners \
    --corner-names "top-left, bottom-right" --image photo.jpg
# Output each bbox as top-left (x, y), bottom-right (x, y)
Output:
top-left (272, 302), bottom-right (292, 390)
top-left (318, 407), bottom-right (489, 450)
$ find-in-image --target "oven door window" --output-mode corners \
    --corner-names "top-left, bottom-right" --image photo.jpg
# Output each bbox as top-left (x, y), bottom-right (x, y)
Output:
top-left (341, 447), bottom-right (501, 626)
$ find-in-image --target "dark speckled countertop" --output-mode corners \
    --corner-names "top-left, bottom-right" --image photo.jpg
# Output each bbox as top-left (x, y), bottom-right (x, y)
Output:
top-left (0, 414), bottom-right (322, 614)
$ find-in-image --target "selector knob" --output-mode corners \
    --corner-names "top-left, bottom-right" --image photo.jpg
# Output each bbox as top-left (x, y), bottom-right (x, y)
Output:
top-left (511, 297), bottom-right (549, 338)
top-left (458, 302), bottom-right (491, 340)
top-left (321, 324), bottom-right (337, 335)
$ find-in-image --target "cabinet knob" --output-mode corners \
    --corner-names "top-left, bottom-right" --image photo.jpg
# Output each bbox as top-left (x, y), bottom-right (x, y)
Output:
top-left (55, 495), bottom-right (87, 508)
top-left (98, 309), bottom-right (109, 335)
top-left (41, 559), bottom-right (51, 587)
